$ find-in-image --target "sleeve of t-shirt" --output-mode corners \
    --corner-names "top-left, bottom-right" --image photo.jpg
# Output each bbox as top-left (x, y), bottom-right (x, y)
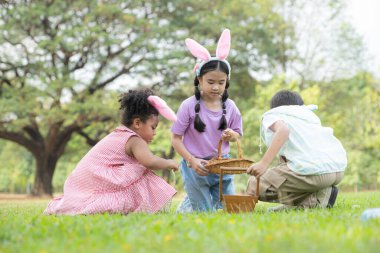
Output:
top-left (171, 100), bottom-right (190, 136)
top-left (262, 114), bottom-right (281, 132)
top-left (228, 100), bottom-right (243, 136)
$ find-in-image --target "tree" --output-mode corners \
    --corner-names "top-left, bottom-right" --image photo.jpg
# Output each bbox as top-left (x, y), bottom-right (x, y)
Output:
top-left (0, 0), bottom-right (180, 195)
top-left (157, 0), bottom-right (298, 100)
top-left (280, 0), bottom-right (368, 85)
top-left (2, 0), bottom-right (362, 195)
top-left (1, 0), bottom-right (296, 195)
top-left (317, 73), bottom-right (380, 190)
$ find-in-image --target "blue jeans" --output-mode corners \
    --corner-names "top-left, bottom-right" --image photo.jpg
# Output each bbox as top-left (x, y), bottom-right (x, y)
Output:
top-left (176, 156), bottom-right (235, 213)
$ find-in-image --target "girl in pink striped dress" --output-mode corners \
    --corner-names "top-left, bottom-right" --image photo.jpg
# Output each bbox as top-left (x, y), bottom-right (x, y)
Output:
top-left (44, 89), bottom-right (178, 215)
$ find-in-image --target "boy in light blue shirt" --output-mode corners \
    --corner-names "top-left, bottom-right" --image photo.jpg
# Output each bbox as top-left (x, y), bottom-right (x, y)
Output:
top-left (246, 90), bottom-right (347, 210)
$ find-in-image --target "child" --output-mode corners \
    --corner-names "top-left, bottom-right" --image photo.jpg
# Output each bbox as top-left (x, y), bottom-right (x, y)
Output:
top-left (171, 29), bottom-right (243, 212)
top-left (44, 89), bottom-right (179, 215)
top-left (246, 90), bottom-right (347, 210)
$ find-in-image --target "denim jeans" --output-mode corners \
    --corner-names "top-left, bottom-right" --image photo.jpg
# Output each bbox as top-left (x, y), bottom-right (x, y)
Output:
top-left (176, 156), bottom-right (235, 213)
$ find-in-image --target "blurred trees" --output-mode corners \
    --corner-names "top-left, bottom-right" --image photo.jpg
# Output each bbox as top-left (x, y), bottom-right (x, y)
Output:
top-left (319, 73), bottom-right (380, 190)
top-left (0, 0), bottom-right (295, 195)
top-left (0, 0), bottom-right (176, 195)
top-left (0, 0), bottom-right (378, 194)
top-left (241, 73), bottom-right (380, 192)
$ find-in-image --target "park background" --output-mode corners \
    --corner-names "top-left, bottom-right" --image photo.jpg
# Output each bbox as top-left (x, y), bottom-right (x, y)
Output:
top-left (1, 0), bottom-right (379, 196)
top-left (1, 1), bottom-right (379, 253)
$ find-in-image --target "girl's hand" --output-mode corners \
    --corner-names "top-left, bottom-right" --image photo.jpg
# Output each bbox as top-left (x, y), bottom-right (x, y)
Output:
top-left (221, 128), bottom-right (238, 142)
top-left (189, 156), bottom-right (209, 176)
top-left (167, 159), bottom-right (179, 172)
top-left (247, 160), bottom-right (269, 177)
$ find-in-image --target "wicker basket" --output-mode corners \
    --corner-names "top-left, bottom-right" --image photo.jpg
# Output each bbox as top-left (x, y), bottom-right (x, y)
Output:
top-left (205, 139), bottom-right (254, 174)
top-left (219, 167), bottom-right (259, 213)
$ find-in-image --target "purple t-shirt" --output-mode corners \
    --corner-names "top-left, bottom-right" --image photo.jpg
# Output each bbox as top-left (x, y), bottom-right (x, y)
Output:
top-left (171, 96), bottom-right (243, 158)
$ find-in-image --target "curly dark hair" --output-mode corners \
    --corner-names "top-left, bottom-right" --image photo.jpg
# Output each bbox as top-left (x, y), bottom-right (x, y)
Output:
top-left (119, 89), bottom-right (158, 126)
top-left (193, 60), bottom-right (230, 132)
top-left (270, 90), bottom-right (304, 109)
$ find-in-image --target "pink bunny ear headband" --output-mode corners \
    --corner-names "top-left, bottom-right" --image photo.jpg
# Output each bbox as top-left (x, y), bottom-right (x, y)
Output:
top-left (185, 29), bottom-right (231, 79)
top-left (147, 96), bottom-right (177, 122)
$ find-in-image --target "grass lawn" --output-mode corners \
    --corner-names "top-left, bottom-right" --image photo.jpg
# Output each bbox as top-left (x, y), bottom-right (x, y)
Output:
top-left (0, 191), bottom-right (379, 253)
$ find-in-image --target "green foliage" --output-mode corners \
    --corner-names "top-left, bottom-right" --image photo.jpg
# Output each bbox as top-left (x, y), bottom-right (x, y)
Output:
top-left (239, 76), bottom-right (299, 162)
top-left (237, 73), bottom-right (380, 191)
top-left (0, 140), bottom-right (34, 193)
top-left (0, 192), bottom-right (379, 253)
top-left (0, 0), bottom-right (300, 193)
top-left (0, 0), bottom-right (378, 193)
top-left (323, 76), bottom-right (380, 189)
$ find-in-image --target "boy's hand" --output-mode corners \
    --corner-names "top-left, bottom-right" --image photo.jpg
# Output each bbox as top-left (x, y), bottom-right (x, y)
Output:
top-left (221, 128), bottom-right (238, 142)
top-left (247, 161), bottom-right (268, 177)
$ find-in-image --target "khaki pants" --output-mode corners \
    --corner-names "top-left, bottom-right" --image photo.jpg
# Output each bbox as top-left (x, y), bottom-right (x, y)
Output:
top-left (246, 163), bottom-right (344, 208)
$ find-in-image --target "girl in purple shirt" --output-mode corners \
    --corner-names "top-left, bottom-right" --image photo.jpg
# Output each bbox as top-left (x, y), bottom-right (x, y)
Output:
top-left (171, 29), bottom-right (243, 212)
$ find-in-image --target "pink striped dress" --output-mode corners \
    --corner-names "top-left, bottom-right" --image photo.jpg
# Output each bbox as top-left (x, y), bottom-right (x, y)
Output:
top-left (44, 126), bottom-right (176, 215)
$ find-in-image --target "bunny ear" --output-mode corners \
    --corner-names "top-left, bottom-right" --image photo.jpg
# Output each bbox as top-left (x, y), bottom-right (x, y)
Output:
top-left (148, 96), bottom-right (177, 122)
top-left (185, 38), bottom-right (211, 61)
top-left (216, 29), bottom-right (231, 60)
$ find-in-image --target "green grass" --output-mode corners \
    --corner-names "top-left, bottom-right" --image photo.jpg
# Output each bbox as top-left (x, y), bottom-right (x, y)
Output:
top-left (1, 191), bottom-right (379, 253)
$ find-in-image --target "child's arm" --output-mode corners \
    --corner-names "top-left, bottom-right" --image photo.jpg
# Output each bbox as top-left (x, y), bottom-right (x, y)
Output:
top-left (247, 120), bottom-right (289, 177)
top-left (171, 133), bottom-right (209, 176)
top-left (126, 136), bottom-right (178, 171)
top-left (221, 128), bottom-right (240, 142)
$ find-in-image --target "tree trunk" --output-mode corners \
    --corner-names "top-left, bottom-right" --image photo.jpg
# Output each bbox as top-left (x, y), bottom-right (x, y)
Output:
top-left (33, 153), bottom-right (59, 196)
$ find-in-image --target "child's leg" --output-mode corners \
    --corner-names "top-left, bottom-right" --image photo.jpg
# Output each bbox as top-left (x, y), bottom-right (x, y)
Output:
top-left (296, 187), bottom-right (332, 208)
top-left (295, 172), bottom-right (344, 208)
top-left (246, 175), bottom-right (281, 203)
top-left (246, 164), bottom-right (344, 208)
top-left (178, 159), bottom-right (213, 212)
top-left (246, 163), bottom-right (289, 203)
top-left (176, 195), bottom-right (193, 213)
top-left (208, 153), bottom-right (235, 209)
top-left (209, 174), bottom-right (234, 210)
top-left (269, 166), bottom-right (344, 208)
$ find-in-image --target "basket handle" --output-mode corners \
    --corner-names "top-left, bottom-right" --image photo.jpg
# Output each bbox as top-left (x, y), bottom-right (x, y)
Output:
top-left (170, 169), bottom-right (176, 187)
top-left (217, 138), bottom-right (243, 159)
top-left (219, 167), bottom-right (260, 202)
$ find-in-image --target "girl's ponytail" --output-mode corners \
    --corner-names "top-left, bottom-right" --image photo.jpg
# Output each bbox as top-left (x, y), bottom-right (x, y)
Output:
top-left (218, 89), bottom-right (229, 130)
top-left (194, 77), bottom-right (206, 132)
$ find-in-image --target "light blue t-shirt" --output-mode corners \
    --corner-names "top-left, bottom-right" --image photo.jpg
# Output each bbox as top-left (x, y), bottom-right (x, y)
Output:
top-left (261, 105), bottom-right (347, 175)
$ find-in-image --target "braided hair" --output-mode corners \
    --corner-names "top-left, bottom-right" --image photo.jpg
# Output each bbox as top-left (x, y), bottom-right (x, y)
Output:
top-left (194, 60), bottom-right (230, 132)
top-left (270, 90), bottom-right (304, 109)
top-left (119, 89), bottom-right (158, 127)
